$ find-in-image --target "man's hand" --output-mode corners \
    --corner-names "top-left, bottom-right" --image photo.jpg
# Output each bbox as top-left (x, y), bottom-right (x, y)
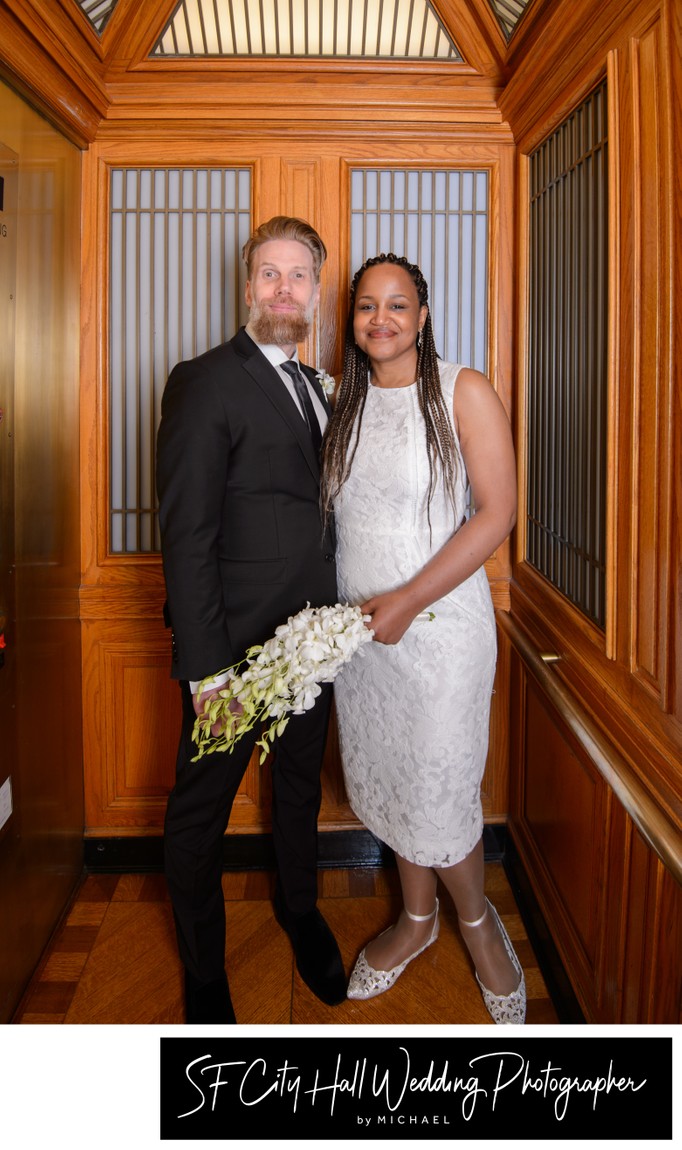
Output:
top-left (193, 685), bottom-right (244, 738)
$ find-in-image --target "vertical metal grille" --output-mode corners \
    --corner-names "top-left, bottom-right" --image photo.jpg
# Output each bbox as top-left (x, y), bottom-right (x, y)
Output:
top-left (350, 168), bottom-right (489, 370)
top-left (76, 0), bottom-right (118, 34)
top-left (153, 0), bottom-right (461, 59)
top-left (526, 81), bottom-right (608, 627)
top-left (488, 0), bottom-right (533, 42)
top-left (109, 167), bottom-right (252, 553)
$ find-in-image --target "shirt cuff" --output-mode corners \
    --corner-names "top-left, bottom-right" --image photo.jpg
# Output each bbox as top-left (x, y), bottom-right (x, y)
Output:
top-left (190, 671), bottom-right (231, 694)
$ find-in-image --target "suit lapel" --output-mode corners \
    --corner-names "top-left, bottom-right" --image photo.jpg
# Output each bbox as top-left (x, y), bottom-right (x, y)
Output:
top-left (232, 327), bottom-right (321, 478)
top-left (300, 364), bottom-right (333, 419)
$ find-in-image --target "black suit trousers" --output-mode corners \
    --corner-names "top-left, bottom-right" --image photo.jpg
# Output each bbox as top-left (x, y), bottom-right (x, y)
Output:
top-left (164, 678), bottom-right (333, 984)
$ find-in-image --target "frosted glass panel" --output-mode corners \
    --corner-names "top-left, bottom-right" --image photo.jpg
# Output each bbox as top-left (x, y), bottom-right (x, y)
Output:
top-left (350, 168), bottom-right (489, 371)
top-left (152, 0), bottom-right (461, 59)
top-left (109, 167), bottom-right (251, 553)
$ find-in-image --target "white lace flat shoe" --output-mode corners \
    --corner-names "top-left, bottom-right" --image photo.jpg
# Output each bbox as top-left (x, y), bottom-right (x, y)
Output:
top-left (462, 899), bottom-right (526, 1025)
top-left (347, 900), bottom-right (440, 1000)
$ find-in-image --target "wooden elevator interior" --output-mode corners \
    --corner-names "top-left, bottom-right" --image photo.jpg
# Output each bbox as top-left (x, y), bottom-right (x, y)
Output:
top-left (0, 0), bottom-right (679, 1027)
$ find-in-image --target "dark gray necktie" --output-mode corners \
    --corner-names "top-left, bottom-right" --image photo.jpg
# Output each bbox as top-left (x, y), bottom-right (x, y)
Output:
top-left (280, 359), bottom-right (322, 454)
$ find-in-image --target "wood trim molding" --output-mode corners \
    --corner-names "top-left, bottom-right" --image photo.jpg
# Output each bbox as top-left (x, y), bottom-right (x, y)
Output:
top-left (433, 0), bottom-right (508, 75)
top-left (0, 2), bottom-right (108, 145)
top-left (500, 0), bottom-right (656, 141)
top-left (627, 18), bottom-right (674, 709)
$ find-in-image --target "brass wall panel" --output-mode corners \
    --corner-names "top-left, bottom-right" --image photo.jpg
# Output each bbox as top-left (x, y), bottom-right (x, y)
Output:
top-left (0, 79), bottom-right (83, 1023)
top-left (0, 141), bottom-right (18, 832)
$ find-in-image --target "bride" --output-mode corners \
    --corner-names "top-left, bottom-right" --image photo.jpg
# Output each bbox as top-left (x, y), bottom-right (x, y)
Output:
top-left (321, 253), bottom-right (525, 1024)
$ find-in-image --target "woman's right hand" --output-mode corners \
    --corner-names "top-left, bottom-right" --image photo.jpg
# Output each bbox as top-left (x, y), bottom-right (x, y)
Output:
top-left (360, 588), bottom-right (422, 645)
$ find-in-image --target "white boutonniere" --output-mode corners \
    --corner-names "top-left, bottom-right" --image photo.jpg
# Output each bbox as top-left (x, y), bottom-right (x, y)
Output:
top-left (316, 369), bottom-right (336, 396)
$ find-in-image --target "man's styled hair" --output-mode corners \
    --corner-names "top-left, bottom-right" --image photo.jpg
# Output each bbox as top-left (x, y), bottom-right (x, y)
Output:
top-left (242, 216), bottom-right (327, 282)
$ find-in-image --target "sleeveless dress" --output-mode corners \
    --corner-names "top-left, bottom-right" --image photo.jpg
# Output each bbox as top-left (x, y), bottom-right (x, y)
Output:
top-left (333, 362), bottom-right (497, 868)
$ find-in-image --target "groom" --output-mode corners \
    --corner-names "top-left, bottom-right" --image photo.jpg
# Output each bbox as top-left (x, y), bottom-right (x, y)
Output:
top-left (157, 216), bottom-right (345, 1023)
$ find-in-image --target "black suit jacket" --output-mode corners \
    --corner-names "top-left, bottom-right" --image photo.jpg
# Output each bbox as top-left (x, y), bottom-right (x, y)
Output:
top-left (157, 326), bottom-right (337, 682)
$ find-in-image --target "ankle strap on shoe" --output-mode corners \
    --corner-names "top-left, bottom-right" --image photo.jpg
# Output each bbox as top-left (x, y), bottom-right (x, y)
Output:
top-left (404, 899), bottom-right (438, 923)
top-left (458, 900), bottom-right (489, 929)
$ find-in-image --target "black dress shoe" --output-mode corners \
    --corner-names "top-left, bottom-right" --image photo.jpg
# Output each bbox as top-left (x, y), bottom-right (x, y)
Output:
top-left (184, 969), bottom-right (236, 1024)
top-left (275, 905), bottom-right (347, 1006)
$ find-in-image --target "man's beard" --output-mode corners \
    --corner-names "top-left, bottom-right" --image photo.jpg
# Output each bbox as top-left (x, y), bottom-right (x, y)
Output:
top-left (249, 299), bottom-right (313, 346)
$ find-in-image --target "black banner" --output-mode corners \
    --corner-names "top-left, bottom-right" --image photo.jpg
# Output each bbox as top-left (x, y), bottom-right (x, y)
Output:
top-left (159, 1036), bottom-right (672, 1141)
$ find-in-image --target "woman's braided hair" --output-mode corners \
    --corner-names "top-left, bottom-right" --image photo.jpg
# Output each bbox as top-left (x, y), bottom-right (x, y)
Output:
top-left (320, 253), bottom-right (457, 528)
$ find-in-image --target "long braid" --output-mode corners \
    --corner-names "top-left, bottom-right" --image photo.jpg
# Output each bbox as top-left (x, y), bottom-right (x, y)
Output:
top-left (319, 300), bottom-right (369, 519)
top-left (321, 253), bottom-right (458, 528)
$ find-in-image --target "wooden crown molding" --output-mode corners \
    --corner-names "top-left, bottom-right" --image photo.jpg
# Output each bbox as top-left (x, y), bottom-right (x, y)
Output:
top-left (0, 0), bottom-right (519, 146)
top-left (0, 1), bottom-right (109, 145)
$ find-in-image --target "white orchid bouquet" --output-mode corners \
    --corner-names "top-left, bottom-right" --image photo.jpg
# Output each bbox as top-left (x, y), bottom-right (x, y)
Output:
top-left (191, 602), bottom-right (373, 762)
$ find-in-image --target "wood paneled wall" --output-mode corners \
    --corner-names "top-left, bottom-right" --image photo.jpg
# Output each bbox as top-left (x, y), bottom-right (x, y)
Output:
top-left (80, 134), bottom-right (515, 836)
top-left (0, 0), bottom-right (679, 1022)
top-left (501, 0), bottom-right (681, 1022)
top-left (0, 4), bottom-right (517, 842)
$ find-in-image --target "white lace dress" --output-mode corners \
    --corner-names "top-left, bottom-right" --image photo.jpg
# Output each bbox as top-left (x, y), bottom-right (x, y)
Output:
top-left (333, 362), bottom-right (497, 868)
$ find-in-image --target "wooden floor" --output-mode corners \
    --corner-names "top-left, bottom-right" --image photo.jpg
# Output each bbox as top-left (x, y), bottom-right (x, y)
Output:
top-left (12, 863), bottom-right (559, 1025)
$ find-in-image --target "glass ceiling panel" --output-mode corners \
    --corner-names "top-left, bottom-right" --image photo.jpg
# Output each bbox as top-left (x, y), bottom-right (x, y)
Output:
top-left (152, 0), bottom-right (462, 60)
top-left (74, 0), bottom-right (118, 34)
top-left (487, 0), bottom-right (533, 42)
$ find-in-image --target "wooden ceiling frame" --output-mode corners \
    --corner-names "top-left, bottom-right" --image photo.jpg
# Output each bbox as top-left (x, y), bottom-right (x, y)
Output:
top-left (0, 0), bottom-right (538, 122)
top-left (0, 0), bottom-right (109, 144)
top-left (103, 0), bottom-right (508, 74)
top-left (0, 0), bottom-right (533, 147)
top-left (433, 0), bottom-right (508, 76)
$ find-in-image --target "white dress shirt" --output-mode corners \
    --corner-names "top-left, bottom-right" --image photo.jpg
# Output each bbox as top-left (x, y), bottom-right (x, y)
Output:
top-left (245, 323), bottom-right (328, 435)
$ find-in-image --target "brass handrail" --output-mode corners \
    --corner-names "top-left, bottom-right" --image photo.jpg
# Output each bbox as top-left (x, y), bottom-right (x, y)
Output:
top-left (497, 610), bottom-right (682, 887)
